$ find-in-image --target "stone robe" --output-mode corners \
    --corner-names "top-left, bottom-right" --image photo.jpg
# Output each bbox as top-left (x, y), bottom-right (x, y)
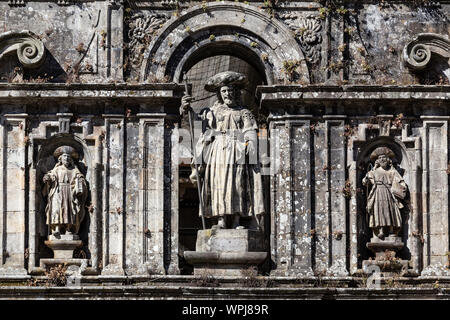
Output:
top-left (363, 166), bottom-right (406, 229)
top-left (194, 101), bottom-right (265, 218)
top-left (43, 163), bottom-right (87, 233)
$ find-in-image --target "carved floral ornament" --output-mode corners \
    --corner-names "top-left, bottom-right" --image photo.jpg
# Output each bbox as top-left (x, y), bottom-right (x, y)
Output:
top-left (278, 13), bottom-right (322, 65)
top-left (127, 12), bottom-right (169, 66)
top-left (403, 33), bottom-right (450, 71)
top-left (0, 30), bottom-right (46, 68)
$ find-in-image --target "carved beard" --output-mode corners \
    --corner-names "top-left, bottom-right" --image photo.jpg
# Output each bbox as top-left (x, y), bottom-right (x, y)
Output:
top-left (61, 159), bottom-right (72, 168)
top-left (223, 97), bottom-right (234, 106)
top-left (379, 160), bottom-right (389, 169)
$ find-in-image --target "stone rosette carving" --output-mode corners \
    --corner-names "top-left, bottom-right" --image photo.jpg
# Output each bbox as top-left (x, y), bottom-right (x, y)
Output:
top-left (127, 12), bottom-right (169, 67)
top-left (403, 33), bottom-right (450, 71)
top-left (0, 30), bottom-right (46, 68)
top-left (278, 13), bottom-right (322, 65)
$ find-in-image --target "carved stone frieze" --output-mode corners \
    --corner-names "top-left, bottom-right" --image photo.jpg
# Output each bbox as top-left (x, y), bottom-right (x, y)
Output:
top-left (127, 12), bottom-right (169, 68)
top-left (7, 0), bottom-right (26, 6)
top-left (8, 0), bottom-right (73, 6)
top-left (278, 13), bottom-right (322, 65)
top-left (161, 0), bottom-right (182, 5)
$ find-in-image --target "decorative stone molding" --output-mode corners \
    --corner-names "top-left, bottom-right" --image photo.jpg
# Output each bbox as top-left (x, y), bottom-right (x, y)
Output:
top-left (278, 13), bottom-right (322, 65)
top-left (8, 0), bottom-right (75, 6)
top-left (403, 33), bottom-right (450, 71)
top-left (161, 0), bottom-right (181, 5)
top-left (56, 0), bottom-right (72, 5)
top-left (7, 0), bottom-right (26, 6)
top-left (0, 31), bottom-right (46, 69)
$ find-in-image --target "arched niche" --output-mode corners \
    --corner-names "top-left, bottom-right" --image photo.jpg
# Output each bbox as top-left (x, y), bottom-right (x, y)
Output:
top-left (35, 133), bottom-right (93, 260)
top-left (140, 2), bottom-right (309, 84)
top-left (355, 137), bottom-right (412, 265)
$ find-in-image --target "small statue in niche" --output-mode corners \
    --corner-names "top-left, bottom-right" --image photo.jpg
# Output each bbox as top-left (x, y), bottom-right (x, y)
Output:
top-left (362, 147), bottom-right (407, 239)
top-left (42, 146), bottom-right (88, 237)
top-left (180, 71), bottom-right (265, 229)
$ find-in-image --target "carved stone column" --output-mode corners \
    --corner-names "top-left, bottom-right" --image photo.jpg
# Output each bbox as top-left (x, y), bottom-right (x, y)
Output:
top-left (101, 114), bottom-right (125, 275)
top-left (269, 115), bottom-right (314, 276)
top-left (135, 113), bottom-right (180, 275)
top-left (0, 114), bottom-right (28, 276)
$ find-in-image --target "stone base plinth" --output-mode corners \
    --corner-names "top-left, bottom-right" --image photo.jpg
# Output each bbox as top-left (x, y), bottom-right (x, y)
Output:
top-left (39, 258), bottom-right (87, 270)
top-left (195, 228), bottom-right (265, 252)
top-left (184, 251), bottom-right (267, 276)
top-left (366, 236), bottom-right (404, 258)
top-left (44, 234), bottom-right (83, 259)
top-left (363, 235), bottom-right (409, 275)
top-left (184, 228), bottom-right (267, 276)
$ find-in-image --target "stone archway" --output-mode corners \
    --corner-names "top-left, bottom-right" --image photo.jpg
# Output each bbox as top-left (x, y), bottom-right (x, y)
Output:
top-left (140, 2), bottom-right (309, 84)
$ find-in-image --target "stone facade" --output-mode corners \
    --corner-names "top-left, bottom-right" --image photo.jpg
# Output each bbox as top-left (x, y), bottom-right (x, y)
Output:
top-left (0, 0), bottom-right (450, 298)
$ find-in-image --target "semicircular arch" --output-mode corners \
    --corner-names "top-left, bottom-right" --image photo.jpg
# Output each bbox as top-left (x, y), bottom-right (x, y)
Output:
top-left (141, 2), bottom-right (309, 84)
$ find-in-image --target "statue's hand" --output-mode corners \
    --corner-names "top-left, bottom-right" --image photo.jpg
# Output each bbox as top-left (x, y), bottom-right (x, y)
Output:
top-left (189, 168), bottom-right (198, 185)
top-left (43, 174), bottom-right (51, 183)
top-left (246, 140), bottom-right (256, 156)
top-left (180, 95), bottom-right (193, 115)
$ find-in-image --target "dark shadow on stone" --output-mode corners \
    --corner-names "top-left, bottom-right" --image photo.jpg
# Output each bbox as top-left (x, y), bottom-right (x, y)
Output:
top-left (23, 49), bottom-right (67, 83)
top-left (416, 53), bottom-right (450, 85)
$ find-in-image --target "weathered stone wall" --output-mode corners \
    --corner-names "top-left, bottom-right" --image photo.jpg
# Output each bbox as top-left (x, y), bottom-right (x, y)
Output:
top-left (0, 0), bottom-right (449, 284)
top-left (261, 86), bottom-right (450, 276)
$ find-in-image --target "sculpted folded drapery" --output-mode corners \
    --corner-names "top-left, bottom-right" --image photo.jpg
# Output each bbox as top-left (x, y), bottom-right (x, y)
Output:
top-left (42, 146), bottom-right (88, 236)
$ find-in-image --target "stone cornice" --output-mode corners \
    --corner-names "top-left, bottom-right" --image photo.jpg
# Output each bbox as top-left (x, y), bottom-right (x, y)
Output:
top-left (257, 85), bottom-right (450, 105)
top-left (0, 83), bottom-right (185, 103)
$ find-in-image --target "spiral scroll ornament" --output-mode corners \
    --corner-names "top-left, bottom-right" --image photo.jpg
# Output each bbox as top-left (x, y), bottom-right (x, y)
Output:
top-left (403, 33), bottom-right (450, 72)
top-left (404, 43), bottom-right (431, 71)
top-left (17, 38), bottom-right (46, 68)
top-left (0, 31), bottom-right (46, 69)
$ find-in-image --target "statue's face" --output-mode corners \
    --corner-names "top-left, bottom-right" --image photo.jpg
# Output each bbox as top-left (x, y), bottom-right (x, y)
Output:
top-left (378, 155), bottom-right (389, 169)
top-left (220, 86), bottom-right (237, 107)
top-left (60, 153), bottom-right (73, 168)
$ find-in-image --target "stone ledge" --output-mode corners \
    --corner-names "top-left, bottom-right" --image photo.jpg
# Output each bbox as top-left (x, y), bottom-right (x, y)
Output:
top-left (257, 85), bottom-right (450, 106)
top-left (0, 285), bottom-right (449, 300)
top-left (0, 83), bottom-right (185, 102)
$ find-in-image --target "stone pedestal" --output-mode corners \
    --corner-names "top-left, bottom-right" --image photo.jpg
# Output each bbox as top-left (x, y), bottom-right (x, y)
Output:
top-left (41, 234), bottom-right (87, 270)
top-left (362, 236), bottom-right (409, 274)
top-left (184, 229), bottom-right (267, 277)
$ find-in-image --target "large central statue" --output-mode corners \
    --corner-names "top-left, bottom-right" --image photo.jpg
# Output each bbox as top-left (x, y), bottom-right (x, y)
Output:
top-left (181, 71), bottom-right (265, 229)
top-left (42, 146), bottom-right (88, 237)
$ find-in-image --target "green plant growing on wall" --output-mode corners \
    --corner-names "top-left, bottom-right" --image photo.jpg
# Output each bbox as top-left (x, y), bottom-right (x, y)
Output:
top-left (263, 0), bottom-right (278, 17)
top-left (342, 180), bottom-right (353, 199)
top-left (282, 59), bottom-right (301, 82)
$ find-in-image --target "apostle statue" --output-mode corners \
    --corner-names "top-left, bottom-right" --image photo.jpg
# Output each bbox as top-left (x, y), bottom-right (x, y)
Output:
top-left (180, 71), bottom-right (265, 229)
top-left (42, 146), bottom-right (88, 237)
top-left (362, 147), bottom-right (407, 239)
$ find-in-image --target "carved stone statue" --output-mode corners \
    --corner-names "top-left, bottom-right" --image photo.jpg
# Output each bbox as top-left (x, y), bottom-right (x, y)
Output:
top-left (42, 146), bottom-right (88, 237)
top-left (181, 71), bottom-right (265, 229)
top-left (362, 147), bottom-right (407, 239)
